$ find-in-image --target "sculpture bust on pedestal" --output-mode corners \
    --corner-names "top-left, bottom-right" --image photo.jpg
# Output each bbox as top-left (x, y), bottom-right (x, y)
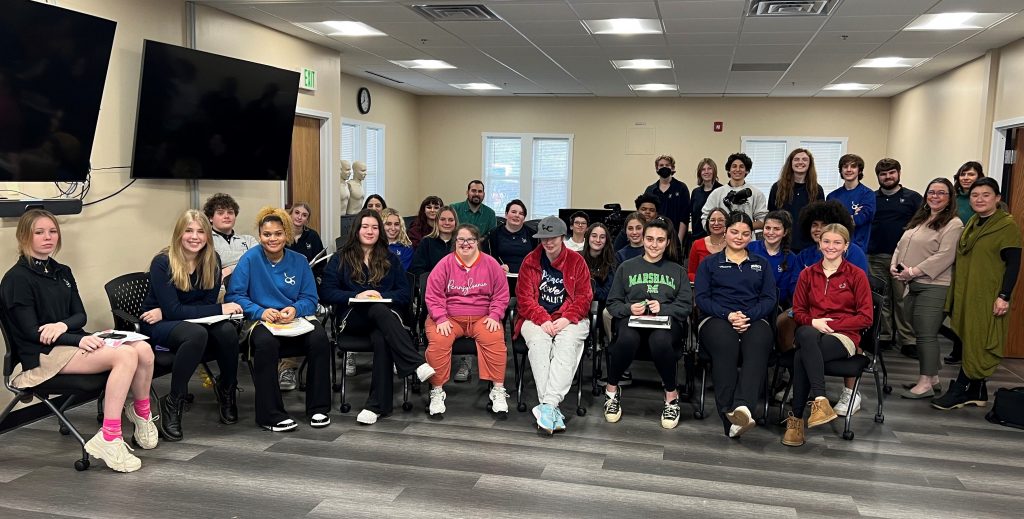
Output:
top-left (346, 160), bottom-right (367, 215)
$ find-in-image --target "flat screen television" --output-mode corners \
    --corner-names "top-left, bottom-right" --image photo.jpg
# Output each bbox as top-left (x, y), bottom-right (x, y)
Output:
top-left (0, 0), bottom-right (116, 182)
top-left (130, 40), bottom-right (300, 181)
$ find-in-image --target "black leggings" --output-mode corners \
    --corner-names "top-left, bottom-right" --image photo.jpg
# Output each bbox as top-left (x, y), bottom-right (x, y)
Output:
top-left (165, 321), bottom-right (239, 399)
top-left (249, 321), bottom-right (332, 426)
top-left (607, 318), bottom-right (684, 392)
top-left (699, 317), bottom-right (772, 416)
top-left (342, 303), bottom-right (425, 415)
top-left (792, 326), bottom-right (849, 418)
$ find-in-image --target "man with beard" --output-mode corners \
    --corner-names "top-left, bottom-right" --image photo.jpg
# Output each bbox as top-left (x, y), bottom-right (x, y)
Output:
top-left (868, 158), bottom-right (922, 357)
top-left (644, 154), bottom-right (690, 244)
top-left (452, 180), bottom-right (497, 237)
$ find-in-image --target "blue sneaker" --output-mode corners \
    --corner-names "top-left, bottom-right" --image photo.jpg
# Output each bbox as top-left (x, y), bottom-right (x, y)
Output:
top-left (536, 404), bottom-right (555, 435)
top-left (552, 407), bottom-right (566, 433)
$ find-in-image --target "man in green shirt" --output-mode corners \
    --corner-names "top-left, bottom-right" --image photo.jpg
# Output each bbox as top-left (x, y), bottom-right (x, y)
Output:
top-left (451, 180), bottom-right (497, 237)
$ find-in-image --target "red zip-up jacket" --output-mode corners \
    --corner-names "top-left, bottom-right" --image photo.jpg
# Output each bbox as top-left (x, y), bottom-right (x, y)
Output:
top-left (792, 259), bottom-right (873, 349)
top-left (514, 245), bottom-right (593, 338)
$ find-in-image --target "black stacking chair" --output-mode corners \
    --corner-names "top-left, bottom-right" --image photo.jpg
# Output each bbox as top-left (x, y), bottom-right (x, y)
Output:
top-left (331, 271), bottom-right (416, 413)
top-left (601, 314), bottom-right (690, 400)
top-left (0, 306), bottom-right (106, 471)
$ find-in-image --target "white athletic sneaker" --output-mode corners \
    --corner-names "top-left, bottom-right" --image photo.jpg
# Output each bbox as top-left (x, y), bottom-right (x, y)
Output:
top-left (428, 387), bottom-right (447, 416)
top-left (356, 409), bottom-right (379, 425)
top-left (85, 431), bottom-right (141, 473)
top-left (124, 402), bottom-right (159, 449)
top-left (416, 363), bottom-right (436, 382)
top-left (454, 357), bottom-right (471, 382)
top-left (489, 386), bottom-right (509, 414)
top-left (344, 353), bottom-right (356, 376)
top-left (834, 388), bottom-right (862, 416)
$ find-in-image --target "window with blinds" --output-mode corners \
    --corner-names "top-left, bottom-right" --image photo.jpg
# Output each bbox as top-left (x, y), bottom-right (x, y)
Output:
top-left (341, 121), bottom-right (385, 198)
top-left (741, 137), bottom-right (847, 195)
top-left (482, 133), bottom-right (573, 217)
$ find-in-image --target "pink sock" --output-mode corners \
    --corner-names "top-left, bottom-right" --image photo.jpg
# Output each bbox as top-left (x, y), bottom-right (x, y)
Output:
top-left (101, 418), bottom-right (122, 441)
top-left (133, 398), bottom-right (151, 419)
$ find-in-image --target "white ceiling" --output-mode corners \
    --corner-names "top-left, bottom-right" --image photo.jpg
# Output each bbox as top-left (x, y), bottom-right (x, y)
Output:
top-left (193, 0), bottom-right (1024, 97)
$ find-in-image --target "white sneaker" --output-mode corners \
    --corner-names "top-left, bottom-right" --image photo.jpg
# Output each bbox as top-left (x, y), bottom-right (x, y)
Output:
top-left (124, 402), bottom-right (159, 449)
top-left (428, 387), bottom-right (447, 416)
top-left (834, 388), bottom-right (862, 416)
top-left (310, 413), bottom-right (331, 428)
top-left (489, 386), bottom-right (509, 414)
top-left (85, 431), bottom-right (141, 473)
top-left (416, 363), bottom-right (436, 382)
top-left (344, 353), bottom-right (356, 376)
top-left (279, 368), bottom-right (298, 391)
top-left (454, 357), bottom-right (471, 382)
top-left (356, 409), bottom-right (379, 425)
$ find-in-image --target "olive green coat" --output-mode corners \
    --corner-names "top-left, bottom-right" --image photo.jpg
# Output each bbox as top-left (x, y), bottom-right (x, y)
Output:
top-left (946, 210), bottom-right (1021, 379)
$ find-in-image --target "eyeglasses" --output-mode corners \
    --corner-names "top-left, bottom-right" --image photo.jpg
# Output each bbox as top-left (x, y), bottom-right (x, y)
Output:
top-left (456, 238), bottom-right (478, 244)
top-left (926, 191), bottom-right (949, 197)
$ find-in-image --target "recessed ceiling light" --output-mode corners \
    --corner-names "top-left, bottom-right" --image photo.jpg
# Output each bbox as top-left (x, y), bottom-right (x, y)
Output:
top-left (450, 83), bottom-right (502, 90)
top-left (323, 21), bottom-right (386, 36)
top-left (823, 83), bottom-right (881, 91)
top-left (611, 59), bottom-right (673, 70)
top-left (904, 12), bottom-right (1010, 31)
top-left (390, 59), bottom-right (456, 70)
top-left (629, 83), bottom-right (678, 92)
top-left (583, 19), bottom-right (663, 35)
top-left (853, 57), bottom-right (928, 68)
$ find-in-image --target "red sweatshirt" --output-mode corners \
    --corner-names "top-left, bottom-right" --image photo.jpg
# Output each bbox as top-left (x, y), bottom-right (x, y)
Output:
top-left (514, 245), bottom-right (593, 338)
top-left (792, 259), bottom-right (873, 348)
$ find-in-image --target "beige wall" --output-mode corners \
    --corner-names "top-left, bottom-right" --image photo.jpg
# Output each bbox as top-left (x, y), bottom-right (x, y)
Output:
top-left (994, 38), bottom-right (1024, 123)
top-left (417, 96), bottom-right (891, 212)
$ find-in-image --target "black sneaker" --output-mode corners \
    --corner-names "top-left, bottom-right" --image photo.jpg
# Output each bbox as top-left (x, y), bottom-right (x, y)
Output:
top-left (619, 370), bottom-right (633, 387)
top-left (603, 392), bottom-right (622, 423)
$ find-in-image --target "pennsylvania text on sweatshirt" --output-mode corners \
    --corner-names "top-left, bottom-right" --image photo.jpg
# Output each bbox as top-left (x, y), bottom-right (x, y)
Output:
top-left (606, 256), bottom-right (692, 322)
top-left (695, 251), bottom-right (777, 322)
top-left (425, 252), bottom-right (510, 323)
top-left (226, 247), bottom-right (319, 320)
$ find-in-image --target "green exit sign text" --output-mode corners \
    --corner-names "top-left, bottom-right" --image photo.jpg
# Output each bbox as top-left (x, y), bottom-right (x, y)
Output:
top-left (300, 67), bottom-right (317, 91)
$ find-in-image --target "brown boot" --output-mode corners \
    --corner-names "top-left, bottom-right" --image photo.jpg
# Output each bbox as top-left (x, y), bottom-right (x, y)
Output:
top-left (782, 413), bottom-right (805, 447)
top-left (807, 396), bottom-right (838, 428)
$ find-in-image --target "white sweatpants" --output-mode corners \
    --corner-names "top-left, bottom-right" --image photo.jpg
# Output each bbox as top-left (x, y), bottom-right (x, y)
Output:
top-left (521, 320), bottom-right (590, 407)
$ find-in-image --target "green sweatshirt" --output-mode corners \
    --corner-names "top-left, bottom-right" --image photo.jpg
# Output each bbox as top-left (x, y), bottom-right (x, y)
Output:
top-left (606, 256), bottom-right (692, 322)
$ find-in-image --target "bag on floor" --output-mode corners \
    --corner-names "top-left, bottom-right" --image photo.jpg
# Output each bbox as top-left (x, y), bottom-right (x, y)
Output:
top-left (985, 387), bottom-right (1024, 430)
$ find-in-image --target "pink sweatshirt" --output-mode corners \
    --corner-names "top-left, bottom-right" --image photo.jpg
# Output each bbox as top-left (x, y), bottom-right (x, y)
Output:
top-left (425, 252), bottom-right (510, 323)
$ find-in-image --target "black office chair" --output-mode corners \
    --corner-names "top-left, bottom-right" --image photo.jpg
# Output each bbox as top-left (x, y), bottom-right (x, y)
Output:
top-left (0, 307), bottom-right (107, 471)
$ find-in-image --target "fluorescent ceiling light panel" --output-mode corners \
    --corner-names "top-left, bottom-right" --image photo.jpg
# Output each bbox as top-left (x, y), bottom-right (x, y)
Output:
top-left (390, 59), bottom-right (456, 69)
top-left (823, 83), bottom-right (881, 91)
top-left (450, 83), bottom-right (501, 90)
top-left (611, 59), bottom-right (673, 70)
top-left (629, 83), bottom-right (678, 91)
top-left (322, 21), bottom-right (386, 36)
top-left (583, 19), bottom-right (663, 35)
top-left (853, 57), bottom-right (928, 68)
top-left (903, 12), bottom-right (1010, 31)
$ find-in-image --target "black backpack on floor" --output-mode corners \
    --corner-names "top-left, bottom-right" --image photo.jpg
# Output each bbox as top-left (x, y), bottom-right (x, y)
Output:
top-left (985, 387), bottom-right (1024, 430)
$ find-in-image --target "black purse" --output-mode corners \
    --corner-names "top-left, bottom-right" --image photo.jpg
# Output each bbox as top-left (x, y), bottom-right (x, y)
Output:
top-left (985, 387), bottom-right (1024, 430)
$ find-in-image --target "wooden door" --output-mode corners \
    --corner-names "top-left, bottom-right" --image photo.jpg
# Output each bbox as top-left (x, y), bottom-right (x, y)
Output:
top-left (288, 115), bottom-right (322, 231)
top-left (1006, 128), bottom-right (1024, 358)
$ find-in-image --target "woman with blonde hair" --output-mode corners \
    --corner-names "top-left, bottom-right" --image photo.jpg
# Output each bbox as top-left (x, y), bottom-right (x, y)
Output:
top-left (1, 209), bottom-right (157, 472)
top-left (226, 207), bottom-right (332, 432)
top-left (689, 158), bottom-right (722, 247)
top-left (140, 209), bottom-right (243, 441)
top-left (769, 148), bottom-right (823, 251)
top-left (381, 207), bottom-right (414, 271)
top-left (410, 205), bottom-right (458, 275)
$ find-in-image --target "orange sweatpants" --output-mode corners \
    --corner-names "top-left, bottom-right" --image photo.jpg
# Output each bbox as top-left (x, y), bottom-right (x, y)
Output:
top-left (425, 316), bottom-right (507, 387)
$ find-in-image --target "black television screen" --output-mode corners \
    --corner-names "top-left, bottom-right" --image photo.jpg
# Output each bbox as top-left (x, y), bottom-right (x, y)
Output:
top-left (131, 40), bottom-right (300, 181)
top-left (0, 0), bottom-right (116, 182)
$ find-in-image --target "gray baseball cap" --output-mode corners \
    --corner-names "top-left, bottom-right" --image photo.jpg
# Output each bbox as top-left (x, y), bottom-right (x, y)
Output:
top-left (533, 215), bottom-right (567, 239)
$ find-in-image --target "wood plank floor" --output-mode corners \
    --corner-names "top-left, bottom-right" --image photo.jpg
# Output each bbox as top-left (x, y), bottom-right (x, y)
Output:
top-left (1, 341), bottom-right (1022, 518)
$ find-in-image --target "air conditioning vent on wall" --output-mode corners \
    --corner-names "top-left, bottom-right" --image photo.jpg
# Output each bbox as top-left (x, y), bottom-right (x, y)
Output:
top-left (748, 0), bottom-right (839, 16)
top-left (412, 4), bottom-right (501, 22)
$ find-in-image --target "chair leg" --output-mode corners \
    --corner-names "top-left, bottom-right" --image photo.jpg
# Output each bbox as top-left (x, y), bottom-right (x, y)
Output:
top-left (694, 362), bottom-right (707, 419)
top-left (57, 394), bottom-right (79, 436)
top-left (402, 376), bottom-right (413, 412)
top-left (575, 360), bottom-right (586, 417)
top-left (338, 352), bottom-right (351, 413)
top-left (877, 350), bottom-right (892, 394)
top-left (872, 368), bottom-right (885, 423)
top-left (514, 351), bottom-right (528, 412)
top-left (759, 371), bottom-right (769, 425)
top-left (842, 376), bottom-right (863, 440)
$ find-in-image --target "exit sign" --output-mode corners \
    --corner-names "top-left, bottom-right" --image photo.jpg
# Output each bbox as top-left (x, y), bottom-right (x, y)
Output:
top-left (300, 67), bottom-right (317, 91)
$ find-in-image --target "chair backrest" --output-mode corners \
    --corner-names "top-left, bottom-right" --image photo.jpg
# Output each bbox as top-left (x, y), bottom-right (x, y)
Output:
top-left (0, 306), bottom-right (23, 378)
top-left (104, 272), bottom-right (150, 323)
top-left (859, 292), bottom-right (884, 355)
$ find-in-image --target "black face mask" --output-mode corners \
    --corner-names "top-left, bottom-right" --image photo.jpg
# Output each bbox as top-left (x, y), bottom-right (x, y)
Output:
top-left (657, 167), bottom-right (673, 178)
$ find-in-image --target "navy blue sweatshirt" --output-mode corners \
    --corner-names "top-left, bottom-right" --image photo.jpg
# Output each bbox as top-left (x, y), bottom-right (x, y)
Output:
top-left (483, 225), bottom-right (536, 273)
top-left (768, 180), bottom-right (824, 251)
top-left (320, 252), bottom-right (411, 314)
top-left (695, 251), bottom-right (778, 322)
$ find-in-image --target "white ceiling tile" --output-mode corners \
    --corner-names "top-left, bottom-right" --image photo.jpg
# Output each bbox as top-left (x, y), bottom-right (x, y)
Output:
top-left (667, 44), bottom-right (736, 56)
top-left (593, 34), bottom-right (668, 46)
top-left (249, 4), bottom-right (343, 23)
top-left (834, 0), bottom-right (940, 16)
top-left (460, 34), bottom-right (533, 46)
top-left (530, 34), bottom-right (599, 46)
top-left (739, 31), bottom-right (817, 44)
top-left (541, 45), bottom-right (613, 58)
top-left (887, 29), bottom-right (981, 45)
top-left (741, 17), bottom-right (826, 33)
top-left (870, 42), bottom-right (957, 57)
top-left (814, 30), bottom-right (899, 45)
top-left (331, 36), bottom-right (412, 51)
top-left (928, 0), bottom-right (1024, 14)
top-left (333, 4), bottom-right (426, 23)
top-left (672, 56), bottom-right (732, 74)
top-left (489, 3), bottom-right (580, 21)
top-left (514, 21), bottom-right (592, 36)
top-left (436, 21), bottom-right (521, 37)
top-left (616, 69), bottom-right (678, 82)
top-left (834, 68), bottom-right (912, 84)
top-left (658, 0), bottom-right (745, 19)
top-left (733, 44), bottom-right (803, 62)
top-left (823, 15), bottom-right (917, 32)
top-left (800, 42), bottom-right (885, 56)
top-left (665, 32), bottom-right (739, 44)
top-left (663, 18), bottom-right (742, 33)
top-left (571, 2), bottom-right (660, 19)
top-left (595, 45), bottom-right (671, 58)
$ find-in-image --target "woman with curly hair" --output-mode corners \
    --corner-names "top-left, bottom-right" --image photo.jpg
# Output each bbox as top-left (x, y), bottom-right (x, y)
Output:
top-left (795, 200), bottom-right (869, 273)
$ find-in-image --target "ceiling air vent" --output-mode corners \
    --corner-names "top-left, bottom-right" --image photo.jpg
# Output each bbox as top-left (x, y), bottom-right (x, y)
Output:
top-left (747, 0), bottom-right (839, 16)
top-left (412, 4), bottom-right (501, 22)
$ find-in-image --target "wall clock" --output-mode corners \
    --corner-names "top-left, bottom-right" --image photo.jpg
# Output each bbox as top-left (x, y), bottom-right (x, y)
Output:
top-left (357, 87), bottom-right (371, 114)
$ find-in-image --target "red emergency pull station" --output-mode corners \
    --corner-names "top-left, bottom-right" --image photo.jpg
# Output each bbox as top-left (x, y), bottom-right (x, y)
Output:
top-left (713, 121), bottom-right (723, 132)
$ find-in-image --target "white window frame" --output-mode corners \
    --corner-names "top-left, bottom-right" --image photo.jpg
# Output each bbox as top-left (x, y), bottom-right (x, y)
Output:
top-left (741, 135), bottom-right (848, 194)
top-left (341, 118), bottom-right (386, 200)
top-left (481, 132), bottom-right (574, 216)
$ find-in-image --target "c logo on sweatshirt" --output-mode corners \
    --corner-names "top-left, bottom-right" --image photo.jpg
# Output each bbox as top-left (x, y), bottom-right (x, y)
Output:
top-left (283, 273), bottom-right (296, 285)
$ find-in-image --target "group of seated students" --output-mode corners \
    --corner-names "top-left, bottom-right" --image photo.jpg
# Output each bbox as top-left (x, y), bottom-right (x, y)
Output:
top-left (2, 153), bottom-right (1018, 473)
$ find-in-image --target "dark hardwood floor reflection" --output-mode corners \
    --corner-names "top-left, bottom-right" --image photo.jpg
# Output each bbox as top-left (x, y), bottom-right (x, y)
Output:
top-left (1, 340), bottom-right (1022, 518)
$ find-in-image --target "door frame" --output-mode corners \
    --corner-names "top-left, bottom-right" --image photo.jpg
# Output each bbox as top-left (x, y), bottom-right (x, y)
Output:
top-left (988, 116), bottom-right (1024, 186)
top-left (290, 107), bottom-right (335, 245)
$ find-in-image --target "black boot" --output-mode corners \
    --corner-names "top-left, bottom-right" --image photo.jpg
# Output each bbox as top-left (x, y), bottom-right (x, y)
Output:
top-left (967, 378), bottom-right (989, 405)
top-left (932, 373), bottom-right (986, 410)
top-left (158, 394), bottom-right (185, 441)
top-left (215, 379), bottom-right (239, 425)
